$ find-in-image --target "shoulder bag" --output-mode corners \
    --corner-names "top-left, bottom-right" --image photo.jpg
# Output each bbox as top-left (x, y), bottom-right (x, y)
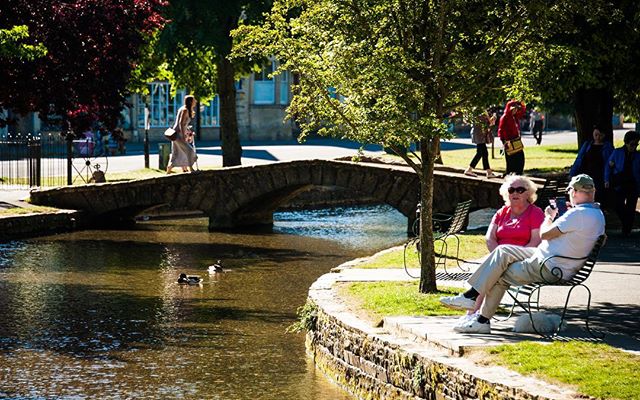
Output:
top-left (504, 136), bottom-right (524, 155)
top-left (164, 108), bottom-right (183, 141)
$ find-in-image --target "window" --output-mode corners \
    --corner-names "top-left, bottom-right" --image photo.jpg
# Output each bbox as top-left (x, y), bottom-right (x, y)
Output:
top-left (200, 96), bottom-right (220, 127)
top-left (279, 71), bottom-right (289, 105)
top-left (253, 61), bottom-right (275, 104)
top-left (137, 82), bottom-right (220, 128)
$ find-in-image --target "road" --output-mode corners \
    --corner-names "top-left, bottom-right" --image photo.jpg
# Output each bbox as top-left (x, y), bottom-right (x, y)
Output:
top-left (104, 125), bottom-right (634, 173)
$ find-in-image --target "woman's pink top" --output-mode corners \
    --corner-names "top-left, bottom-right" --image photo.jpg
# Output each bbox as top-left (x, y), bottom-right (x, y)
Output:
top-left (491, 204), bottom-right (544, 246)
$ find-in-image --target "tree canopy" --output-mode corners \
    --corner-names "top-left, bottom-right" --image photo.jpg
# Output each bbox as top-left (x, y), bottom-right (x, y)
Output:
top-left (0, 25), bottom-right (47, 61)
top-left (0, 0), bottom-right (165, 133)
top-left (235, 0), bottom-right (539, 292)
top-left (156, 0), bottom-right (272, 166)
top-left (508, 0), bottom-right (640, 144)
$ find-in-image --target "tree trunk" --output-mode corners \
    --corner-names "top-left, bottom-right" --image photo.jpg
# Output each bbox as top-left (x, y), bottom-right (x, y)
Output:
top-left (418, 137), bottom-right (438, 293)
top-left (574, 88), bottom-right (614, 147)
top-left (217, 57), bottom-right (242, 167)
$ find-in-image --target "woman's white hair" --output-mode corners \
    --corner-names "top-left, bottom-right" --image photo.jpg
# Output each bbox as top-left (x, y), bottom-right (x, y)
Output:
top-left (499, 175), bottom-right (538, 204)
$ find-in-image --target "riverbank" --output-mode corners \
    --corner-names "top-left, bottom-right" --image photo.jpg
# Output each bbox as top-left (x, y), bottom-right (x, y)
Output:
top-left (303, 250), bottom-right (640, 400)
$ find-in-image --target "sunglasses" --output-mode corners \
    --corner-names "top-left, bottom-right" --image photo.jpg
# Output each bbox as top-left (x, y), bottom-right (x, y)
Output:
top-left (508, 186), bottom-right (527, 194)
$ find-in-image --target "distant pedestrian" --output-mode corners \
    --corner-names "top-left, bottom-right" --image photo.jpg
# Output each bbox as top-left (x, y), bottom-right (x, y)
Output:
top-left (569, 126), bottom-right (614, 205)
top-left (464, 110), bottom-right (497, 178)
top-left (604, 130), bottom-right (640, 236)
top-left (498, 100), bottom-right (526, 175)
top-left (529, 107), bottom-right (545, 145)
top-left (166, 95), bottom-right (198, 174)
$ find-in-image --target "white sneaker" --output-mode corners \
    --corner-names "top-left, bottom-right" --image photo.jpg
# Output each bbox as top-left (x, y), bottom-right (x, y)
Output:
top-left (439, 294), bottom-right (476, 310)
top-left (454, 316), bottom-right (491, 334)
top-left (454, 313), bottom-right (477, 327)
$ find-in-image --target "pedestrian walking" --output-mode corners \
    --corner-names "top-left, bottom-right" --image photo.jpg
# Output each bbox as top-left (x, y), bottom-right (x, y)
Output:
top-left (166, 95), bottom-right (198, 174)
top-left (529, 107), bottom-right (545, 145)
top-left (498, 100), bottom-right (526, 175)
top-left (464, 110), bottom-right (497, 178)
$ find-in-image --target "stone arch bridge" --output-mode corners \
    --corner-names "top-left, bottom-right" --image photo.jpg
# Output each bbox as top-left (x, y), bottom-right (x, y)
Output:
top-left (30, 160), bottom-right (505, 231)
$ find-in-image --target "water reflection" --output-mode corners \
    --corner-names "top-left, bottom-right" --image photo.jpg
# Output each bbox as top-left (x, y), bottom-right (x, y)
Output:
top-left (0, 204), bottom-right (406, 399)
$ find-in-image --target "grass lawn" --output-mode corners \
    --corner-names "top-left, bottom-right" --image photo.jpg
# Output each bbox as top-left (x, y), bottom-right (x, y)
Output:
top-left (384, 139), bottom-right (624, 175)
top-left (484, 342), bottom-right (640, 400)
top-left (357, 232), bottom-right (489, 269)
top-left (338, 281), bottom-right (465, 319)
top-left (0, 205), bottom-right (61, 216)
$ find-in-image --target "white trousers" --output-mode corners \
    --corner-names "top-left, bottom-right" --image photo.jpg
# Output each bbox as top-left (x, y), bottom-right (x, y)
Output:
top-left (468, 245), bottom-right (556, 318)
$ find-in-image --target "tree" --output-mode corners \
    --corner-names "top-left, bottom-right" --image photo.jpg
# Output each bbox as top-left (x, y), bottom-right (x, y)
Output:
top-left (508, 0), bottom-right (640, 146)
top-left (235, 0), bottom-right (538, 292)
top-left (157, 0), bottom-right (272, 167)
top-left (0, 25), bottom-right (46, 61)
top-left (0, 0), bottom-right (165, 133)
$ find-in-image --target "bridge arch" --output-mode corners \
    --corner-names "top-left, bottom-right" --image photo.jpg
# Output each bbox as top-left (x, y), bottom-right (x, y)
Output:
top-left (30, 160), bottom-right (504, 231)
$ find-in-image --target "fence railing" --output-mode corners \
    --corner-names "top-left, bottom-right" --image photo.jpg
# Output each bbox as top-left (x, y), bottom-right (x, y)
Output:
top-left (0, 133), bottom-right (69, 189)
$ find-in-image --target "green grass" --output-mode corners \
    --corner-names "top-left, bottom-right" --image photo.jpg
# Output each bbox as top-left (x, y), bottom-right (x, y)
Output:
top-left (485, 342), bottom-right (640, 400)
top-left (340, 281), bottom-right (464, 318)
top-left (0, 205), bottom-right (61, 216)
top-left (358, 232), bottom-right (488, 269)
top-left (385, 139), bottom-right (626, 175)
top-left (438, 143), bottom-right (581, 174)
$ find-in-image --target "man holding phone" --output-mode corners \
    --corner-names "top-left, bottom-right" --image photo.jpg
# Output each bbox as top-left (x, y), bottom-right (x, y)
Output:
top-left (440, 174), bottom-right (605, 334)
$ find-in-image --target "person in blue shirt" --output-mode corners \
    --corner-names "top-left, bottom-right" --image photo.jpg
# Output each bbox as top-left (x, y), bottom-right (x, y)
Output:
top-left (569, 126), bottom-right (614, 205)
top-left (605, 130), bottom-right (640, 236)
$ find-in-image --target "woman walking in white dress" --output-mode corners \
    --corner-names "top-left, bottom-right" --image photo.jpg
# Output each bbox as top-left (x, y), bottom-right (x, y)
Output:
top-left (166, 95), bottom-right (198, 174)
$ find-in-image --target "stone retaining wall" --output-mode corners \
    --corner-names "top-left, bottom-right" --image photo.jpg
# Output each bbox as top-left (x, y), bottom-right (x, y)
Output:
top-left (307, 274), bottom-right (582, 400)
top-left (0, 210), bottom-right (87, 241)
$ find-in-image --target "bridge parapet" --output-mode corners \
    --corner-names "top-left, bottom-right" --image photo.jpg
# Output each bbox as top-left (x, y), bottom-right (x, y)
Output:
top-left (30, 160), bottom-right (504, 231)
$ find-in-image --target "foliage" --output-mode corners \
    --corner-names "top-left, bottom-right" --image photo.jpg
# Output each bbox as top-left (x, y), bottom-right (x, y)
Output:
top-left (286, 300), bottom-right (318, 333)
top-left (341, 282), bottom-right (464, 318)
top-left (0, 0), bottom-right (165, 132)
top-left (234, 0), bottom-right (543, 292)
top-left (156, 0), bottom-right (273, 166)
top-left (486, 341), bottom-right (640, 400)
top-left (507, 1), bottom-right (640, 142)
top-left (0, 25), bottom-right (46, 60)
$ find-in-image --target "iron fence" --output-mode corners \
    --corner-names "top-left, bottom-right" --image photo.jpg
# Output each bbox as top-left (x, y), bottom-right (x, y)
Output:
top-left (0, 132), bottom-right (68, 189)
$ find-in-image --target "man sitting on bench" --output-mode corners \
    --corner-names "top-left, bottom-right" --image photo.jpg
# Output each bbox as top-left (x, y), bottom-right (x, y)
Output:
top-left (440, 174), bottom-right (605, 334)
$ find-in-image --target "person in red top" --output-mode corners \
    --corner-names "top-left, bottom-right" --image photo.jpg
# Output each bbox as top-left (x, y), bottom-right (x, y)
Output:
top-left (456, 175), bottom-right (543, 326)
top-left (498, 100), bottom-right (527, 175)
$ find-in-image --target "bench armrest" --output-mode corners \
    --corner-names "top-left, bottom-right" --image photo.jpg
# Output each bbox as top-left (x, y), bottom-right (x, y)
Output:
top-left (432, 213), bottom-right (453, 233)
top-left (539, 254), bottom-right (588, 283)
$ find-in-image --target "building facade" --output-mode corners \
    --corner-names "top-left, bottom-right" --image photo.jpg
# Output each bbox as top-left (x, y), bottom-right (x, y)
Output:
top-left (1, 63), bottom-right (294, 143)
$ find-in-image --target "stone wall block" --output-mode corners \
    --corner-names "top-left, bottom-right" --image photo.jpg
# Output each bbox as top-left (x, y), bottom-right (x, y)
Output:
top-left (320, 164), bottom-right (338, 187)
top-left (269, 167), bottom-right (288, 191)
top-left (284, 166), bottom-right (301, 187)
top-left (309, 162), bottom-right (324, 185)
top-left (335, 167), bottom-right (352, 188)
top-left (185, 179), bottom-right (210, 210)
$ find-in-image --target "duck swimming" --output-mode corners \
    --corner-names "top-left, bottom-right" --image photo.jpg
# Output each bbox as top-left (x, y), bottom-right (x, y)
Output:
top-left (177, 273), bottom-right (202, 285)
top-left (207, 260), bottom-right (224, 273)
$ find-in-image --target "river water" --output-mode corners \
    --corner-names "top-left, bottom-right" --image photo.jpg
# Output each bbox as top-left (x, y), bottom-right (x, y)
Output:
top-left (0, 205), bottom-right (408, 399)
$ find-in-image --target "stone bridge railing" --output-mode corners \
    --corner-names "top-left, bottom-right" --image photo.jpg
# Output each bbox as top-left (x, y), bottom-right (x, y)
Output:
top-left (30, 160), bottom-right (505, 231)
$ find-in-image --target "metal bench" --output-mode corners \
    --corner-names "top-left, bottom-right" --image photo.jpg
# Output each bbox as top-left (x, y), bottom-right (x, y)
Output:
top-left (403, 199), bottom-right (472, 279)
top-left (505, 234), bottom-right (607, 338)
top-left (433, 199), bottom-right (472, 276)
